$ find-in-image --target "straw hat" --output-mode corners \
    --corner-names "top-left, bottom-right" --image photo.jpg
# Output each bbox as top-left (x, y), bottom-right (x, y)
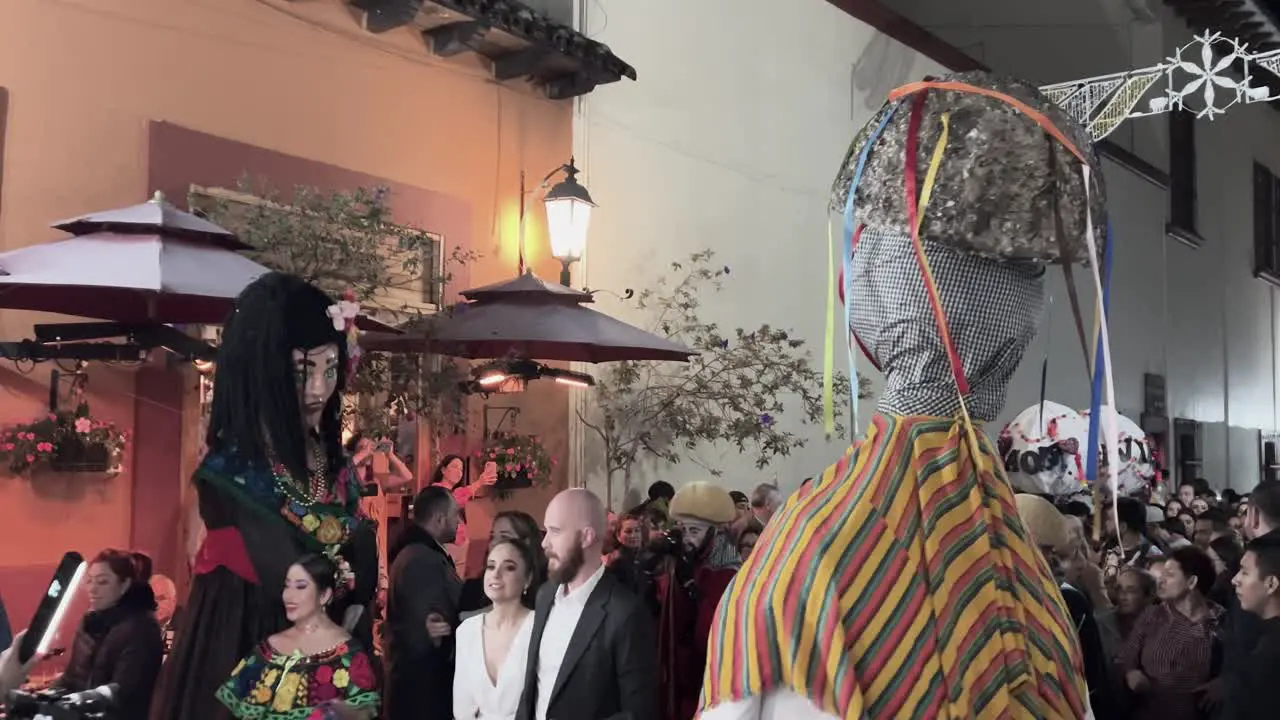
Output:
top-left (1015, 494), bottom-right (1071, 552)
top-left (669, 481), bottom-right (737, 524)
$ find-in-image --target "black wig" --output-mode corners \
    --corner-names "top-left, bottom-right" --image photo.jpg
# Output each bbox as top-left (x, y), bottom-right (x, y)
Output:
top-left (208, 272), bottom-right (348, 487)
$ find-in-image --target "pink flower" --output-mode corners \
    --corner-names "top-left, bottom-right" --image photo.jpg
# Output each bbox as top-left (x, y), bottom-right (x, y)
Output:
top-left (25, 455), bottom-right (34, 463)
top-left (36, 442), bottom-right (53, 453)
top-left (74, 417), bottom-right (92, 434)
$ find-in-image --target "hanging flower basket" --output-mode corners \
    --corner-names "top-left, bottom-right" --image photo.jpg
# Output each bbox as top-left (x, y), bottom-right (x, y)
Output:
top-left (0, 404), bottom-right (127, 476)
top-left (478, 432), bottom-right (555, 493)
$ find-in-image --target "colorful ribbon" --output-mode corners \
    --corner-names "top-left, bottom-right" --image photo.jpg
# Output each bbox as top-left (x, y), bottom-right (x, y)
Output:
top-left (822, 102), bottom-right (901, 439)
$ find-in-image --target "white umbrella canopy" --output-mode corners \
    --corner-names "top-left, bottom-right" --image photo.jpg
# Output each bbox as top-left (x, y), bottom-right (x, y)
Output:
top-left (0, 233), bottom-right (271, 324)
top-left (0, 191), bottom-right (405, 332)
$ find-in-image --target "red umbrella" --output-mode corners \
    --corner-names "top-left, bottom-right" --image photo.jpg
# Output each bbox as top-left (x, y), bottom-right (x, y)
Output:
top-left (362, 271), bottom-right (695, 363)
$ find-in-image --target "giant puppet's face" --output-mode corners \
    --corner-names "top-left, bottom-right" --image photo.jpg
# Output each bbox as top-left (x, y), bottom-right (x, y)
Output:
top-left (293, 343), bottom-right (340, 430)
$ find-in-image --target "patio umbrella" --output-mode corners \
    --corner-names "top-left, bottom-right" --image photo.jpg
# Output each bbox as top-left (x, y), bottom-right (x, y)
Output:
top-left (52, 191), bottom-right (250, 250)
top-left (361, 271), bottom-right (695, 363)
top-left (0, 192), bottom-right (400, 331)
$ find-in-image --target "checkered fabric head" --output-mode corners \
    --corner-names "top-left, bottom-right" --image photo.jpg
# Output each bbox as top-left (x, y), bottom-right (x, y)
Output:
top-left (850, 229), bottom-right (1044, 422)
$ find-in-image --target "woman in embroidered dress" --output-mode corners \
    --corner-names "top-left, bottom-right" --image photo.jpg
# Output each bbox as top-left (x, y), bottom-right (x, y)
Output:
top-left (217, 554), bottom-right (379, 719)
top-left (452, 539), bottom-right (537, 720)
top-left (150, 273), bottom-right (377, 720)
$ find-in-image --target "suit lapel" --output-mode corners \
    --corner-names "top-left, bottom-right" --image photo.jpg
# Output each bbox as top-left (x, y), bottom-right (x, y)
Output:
top-left (549, 575), bottom-right (610, 704)
top-left (524, 584), bottom-right (556, 715)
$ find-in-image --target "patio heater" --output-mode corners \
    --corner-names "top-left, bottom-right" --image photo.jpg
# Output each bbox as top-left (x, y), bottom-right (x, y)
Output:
top-left (543, 157), bottom-right (595, 287)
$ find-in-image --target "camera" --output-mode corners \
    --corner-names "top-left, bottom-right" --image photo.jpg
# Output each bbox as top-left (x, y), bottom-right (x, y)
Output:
top-left (5, 685), bottom-right (117, 720)
top-left (649, 527), bottom-right (683, 557)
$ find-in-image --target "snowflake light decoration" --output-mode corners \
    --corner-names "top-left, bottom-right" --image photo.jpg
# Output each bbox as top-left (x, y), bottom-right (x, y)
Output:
top-left (1039, 31), bottom-right (1280, 140)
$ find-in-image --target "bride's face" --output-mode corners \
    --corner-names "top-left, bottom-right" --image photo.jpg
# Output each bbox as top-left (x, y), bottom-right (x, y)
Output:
top-left (292, 343), bottom-right (340, 430)
top-left (484, 541), bottom-right (531, 604)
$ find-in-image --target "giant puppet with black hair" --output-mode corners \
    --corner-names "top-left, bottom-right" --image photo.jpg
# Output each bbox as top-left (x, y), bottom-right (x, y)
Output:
top-left (151, 273), bottom-right (377, 720)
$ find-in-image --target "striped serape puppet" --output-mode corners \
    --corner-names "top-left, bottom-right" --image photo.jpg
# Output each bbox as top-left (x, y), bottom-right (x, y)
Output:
top-left (698, 71), bottom-right (1105, 720)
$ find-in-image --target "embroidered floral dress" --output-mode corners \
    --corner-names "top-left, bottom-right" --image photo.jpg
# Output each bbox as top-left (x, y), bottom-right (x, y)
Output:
top-left (150, 450), bottom-right (378, 720)
top-left (216, 639), bottom-right (380, 719)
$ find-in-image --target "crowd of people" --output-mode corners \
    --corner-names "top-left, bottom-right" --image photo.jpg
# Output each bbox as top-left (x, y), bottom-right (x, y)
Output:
top-left (0, 272), bottom-right (792, 720)
top-left (1011, 478), bottom-right (1280, 720)
top-left (2, 270), bottom-right (1279, 720)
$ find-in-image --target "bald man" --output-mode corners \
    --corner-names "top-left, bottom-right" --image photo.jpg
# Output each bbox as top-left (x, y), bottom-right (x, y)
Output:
top-left (516, 488), bottom-right (659, 720)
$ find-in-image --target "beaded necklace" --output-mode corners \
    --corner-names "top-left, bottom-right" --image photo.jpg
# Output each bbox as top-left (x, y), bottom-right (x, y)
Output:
top-left (273, 439), bottom-right (331, 506)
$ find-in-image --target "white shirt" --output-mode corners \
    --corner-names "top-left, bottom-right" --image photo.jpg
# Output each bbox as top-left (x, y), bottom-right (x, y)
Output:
top-left (698, 689), bottom-right (1095, 719)
top-left (699, 690), bottom-right (838, 720)
top-left (535, 563), bottom-right (606, 720)
top-left (452, 611), bottom-right (534, 720)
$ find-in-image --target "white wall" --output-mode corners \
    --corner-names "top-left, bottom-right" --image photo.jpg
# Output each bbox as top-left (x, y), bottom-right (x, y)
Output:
top-left (572, 0), bottom-right (943, 502)
top-left (896, 0), bottom-right (1280, 491)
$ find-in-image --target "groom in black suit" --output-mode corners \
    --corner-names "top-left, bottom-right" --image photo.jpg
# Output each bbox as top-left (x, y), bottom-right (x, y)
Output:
top-left (516, 488), bottom-right (659, 720)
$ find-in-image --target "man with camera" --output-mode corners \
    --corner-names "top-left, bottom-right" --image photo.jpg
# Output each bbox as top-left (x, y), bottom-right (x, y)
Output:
top-left (650, 482), bottom-right (742, 720)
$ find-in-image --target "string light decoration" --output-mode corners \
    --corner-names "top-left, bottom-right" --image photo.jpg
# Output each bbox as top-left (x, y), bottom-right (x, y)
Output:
top-left (1040, 31), bottom-right (1280, 139)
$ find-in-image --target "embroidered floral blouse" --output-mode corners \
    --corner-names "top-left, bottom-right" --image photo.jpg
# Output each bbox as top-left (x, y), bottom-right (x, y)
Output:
top-left (216, 638), bottom-right (380, 719)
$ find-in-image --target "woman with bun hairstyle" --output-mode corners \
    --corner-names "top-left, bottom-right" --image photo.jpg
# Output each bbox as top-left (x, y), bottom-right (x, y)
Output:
top-left (217, 553), bottom-right (379, 719)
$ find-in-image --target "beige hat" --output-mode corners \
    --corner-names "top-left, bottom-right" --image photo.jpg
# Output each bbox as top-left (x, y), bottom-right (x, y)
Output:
top-left (669, 481), bottom-right (737, 524)
top-left (1014, 494), bottom-right (1071, 552)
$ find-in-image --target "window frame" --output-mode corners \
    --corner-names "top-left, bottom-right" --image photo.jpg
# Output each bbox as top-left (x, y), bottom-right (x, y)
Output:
top-left (1167, 109), bottom-right (1204, 248)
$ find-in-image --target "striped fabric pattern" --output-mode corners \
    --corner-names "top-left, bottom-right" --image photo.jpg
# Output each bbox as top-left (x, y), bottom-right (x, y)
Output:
top-left (699, 414), bottom-right (1086, 719)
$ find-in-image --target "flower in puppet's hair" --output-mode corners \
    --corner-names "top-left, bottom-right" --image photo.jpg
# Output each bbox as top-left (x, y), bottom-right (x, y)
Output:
top-left (759, 413), bottom-right (775, 428)
top-left (74, 417), bottom-right (93, 434)
top-left (326, 298), bottom-right (360, 332)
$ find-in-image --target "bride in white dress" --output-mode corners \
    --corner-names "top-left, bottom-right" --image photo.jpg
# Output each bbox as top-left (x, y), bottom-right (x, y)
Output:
top-left (453, 538), bottom-right (538, 720)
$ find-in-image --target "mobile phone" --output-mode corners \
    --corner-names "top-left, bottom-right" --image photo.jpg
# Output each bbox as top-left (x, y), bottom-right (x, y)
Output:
top-left (18, 551), bottom-right (86, 663)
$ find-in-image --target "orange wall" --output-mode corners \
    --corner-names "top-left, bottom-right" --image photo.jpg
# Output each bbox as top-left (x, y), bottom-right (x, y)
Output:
top-left (0, 0), bottom-right (573, 615)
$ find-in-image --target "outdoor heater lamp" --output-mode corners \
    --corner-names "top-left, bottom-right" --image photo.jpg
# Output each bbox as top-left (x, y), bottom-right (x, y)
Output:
top-left (544, 157), bottom-right (595, 287)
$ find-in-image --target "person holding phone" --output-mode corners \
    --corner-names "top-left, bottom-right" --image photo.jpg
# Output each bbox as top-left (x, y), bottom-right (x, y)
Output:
top-left (430, 455), bottom-right (498, 559)
top-left (347, 433), bottom-right (414, 493)
top-left (0, 630), bottom-right (44, 702)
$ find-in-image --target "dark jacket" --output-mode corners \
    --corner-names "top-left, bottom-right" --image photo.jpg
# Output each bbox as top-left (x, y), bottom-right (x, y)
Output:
top-left (1060, 583), bottom-right (1121, 720)
top-left (383, 524), bottom-right (462, 720)
top-left (56, 584), bottom-right (163, 719)
top-left (516, 569), bottom-right (659, 720)
top-left (1221, 528), bottom-right (1279, 720)
top-left (1227, 616), bottom-right (1280, 720)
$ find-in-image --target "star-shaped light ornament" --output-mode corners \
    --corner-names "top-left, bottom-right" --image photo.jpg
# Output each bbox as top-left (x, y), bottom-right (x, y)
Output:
top-left (1037, 31), bottom-right (1280, 141)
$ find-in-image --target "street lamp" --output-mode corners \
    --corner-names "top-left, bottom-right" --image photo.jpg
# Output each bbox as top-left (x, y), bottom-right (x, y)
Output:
top-left (543, 157), bottom-right (595, 286)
